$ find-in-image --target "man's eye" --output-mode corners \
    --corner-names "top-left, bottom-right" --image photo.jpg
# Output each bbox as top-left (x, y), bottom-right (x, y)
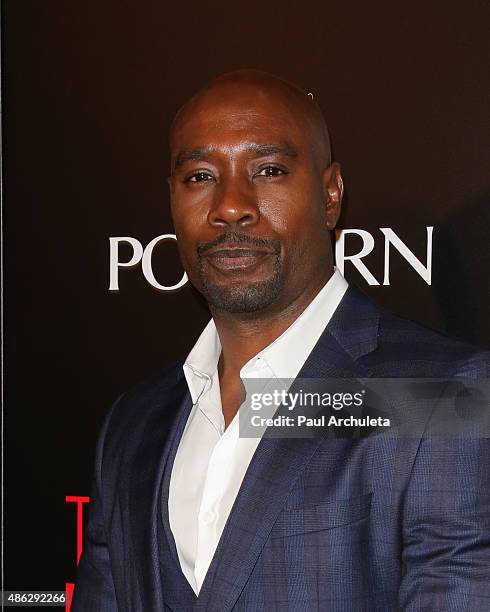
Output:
top-left (256, 166), bottom-right (287, 177)
top-left (186, 172), bottom-right (213, 183)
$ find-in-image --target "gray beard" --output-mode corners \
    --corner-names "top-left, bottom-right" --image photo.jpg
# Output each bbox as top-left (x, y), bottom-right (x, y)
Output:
top-left (198, 251), bottom-right (283, 314)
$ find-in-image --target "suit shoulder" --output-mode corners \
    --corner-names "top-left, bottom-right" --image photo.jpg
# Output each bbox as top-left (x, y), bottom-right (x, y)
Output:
top-left (104, 360), bottom-right (186, 436)
top-left (373, 306), bottom-right (489, 377)
top-left (120, 360), bottom-right (185, 405)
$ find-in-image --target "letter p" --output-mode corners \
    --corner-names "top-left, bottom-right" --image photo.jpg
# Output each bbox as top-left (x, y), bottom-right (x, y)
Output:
top-left (109, 237), bottom-right (144, 291)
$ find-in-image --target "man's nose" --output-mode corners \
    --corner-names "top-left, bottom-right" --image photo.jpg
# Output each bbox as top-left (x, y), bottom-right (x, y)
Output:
top-left (207, 177), bottom-right (259, 229)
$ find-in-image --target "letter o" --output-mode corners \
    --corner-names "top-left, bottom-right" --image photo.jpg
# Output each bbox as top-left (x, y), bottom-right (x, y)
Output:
top-left (141, 234), bottom-right (188, 292)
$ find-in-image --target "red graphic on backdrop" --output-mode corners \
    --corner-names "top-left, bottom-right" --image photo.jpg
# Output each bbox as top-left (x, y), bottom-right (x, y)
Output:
top-left (65, 496), bottom-right (90, 612)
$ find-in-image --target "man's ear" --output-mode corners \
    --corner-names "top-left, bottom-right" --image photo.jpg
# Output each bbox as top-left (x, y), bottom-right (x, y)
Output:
top-left (323, 162), bottom-right (343, 230)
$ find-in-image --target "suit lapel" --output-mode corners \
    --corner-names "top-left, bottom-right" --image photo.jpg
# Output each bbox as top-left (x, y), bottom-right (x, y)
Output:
top-left (128, 373), bottom-right (192, 611)
top-left (195, 286), bottom-right (380, 612)
top-left (195, 434), bottom-right (326, 611)
top-left (306, 284), bottom-right (380, 377)
top-left (159, 395), bottom-right (199, 611)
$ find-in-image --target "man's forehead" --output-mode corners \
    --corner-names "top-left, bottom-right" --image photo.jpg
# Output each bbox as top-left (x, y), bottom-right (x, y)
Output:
top-left (170, 106), bottom-right (311, 168)
top-left (170, 71), bottom-right (332, 167)
top-left (172, 98), bottom-right (305, 141)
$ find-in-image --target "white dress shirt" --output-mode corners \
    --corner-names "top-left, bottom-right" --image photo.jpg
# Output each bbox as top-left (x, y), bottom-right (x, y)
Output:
top-left (168, 269), bottom-right (348, 594)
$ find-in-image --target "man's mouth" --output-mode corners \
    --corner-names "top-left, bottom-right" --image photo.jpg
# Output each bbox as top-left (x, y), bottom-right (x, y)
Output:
top-left (202, 244), bottom-right (274, 271)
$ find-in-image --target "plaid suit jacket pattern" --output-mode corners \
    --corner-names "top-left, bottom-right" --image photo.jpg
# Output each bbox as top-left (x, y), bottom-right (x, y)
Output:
top-left (72, 286), bottom-right (490, 611)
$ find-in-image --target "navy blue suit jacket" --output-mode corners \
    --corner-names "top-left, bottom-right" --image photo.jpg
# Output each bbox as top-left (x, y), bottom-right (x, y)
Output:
top-left (72, 286), bottom-right (490, 611)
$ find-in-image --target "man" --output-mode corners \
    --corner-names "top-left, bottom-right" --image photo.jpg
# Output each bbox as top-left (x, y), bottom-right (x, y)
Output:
top-left (73, 70), bottom-right (489, 611)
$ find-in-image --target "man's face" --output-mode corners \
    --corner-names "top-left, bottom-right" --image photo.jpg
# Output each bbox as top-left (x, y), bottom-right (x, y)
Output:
top-left (169, 85), bottom-right (342, 315)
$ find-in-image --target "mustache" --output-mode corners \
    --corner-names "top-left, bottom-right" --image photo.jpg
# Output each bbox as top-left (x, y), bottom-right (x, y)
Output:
top-left (197, 231), bottom-right (280, 256)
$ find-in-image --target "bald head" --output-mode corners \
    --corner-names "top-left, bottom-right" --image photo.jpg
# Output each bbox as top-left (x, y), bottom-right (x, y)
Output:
top-left (170, 70), bottom-right (332, 171)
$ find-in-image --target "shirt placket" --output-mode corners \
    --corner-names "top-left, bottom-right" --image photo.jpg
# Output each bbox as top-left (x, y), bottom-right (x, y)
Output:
top-left (194, 425), bottom-right (237, 590)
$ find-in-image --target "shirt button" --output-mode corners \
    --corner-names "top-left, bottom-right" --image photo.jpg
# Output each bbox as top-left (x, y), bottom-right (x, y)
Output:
top-left (201, 509), bottom-right (216, 525)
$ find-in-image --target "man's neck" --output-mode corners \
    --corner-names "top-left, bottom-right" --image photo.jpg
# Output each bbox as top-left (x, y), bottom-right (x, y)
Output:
top-left (213, 269), bottom-right (333, 381)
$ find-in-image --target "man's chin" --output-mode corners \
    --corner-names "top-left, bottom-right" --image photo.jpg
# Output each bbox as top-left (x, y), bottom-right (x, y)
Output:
top-left (200, 277), bottom-right (283, 314)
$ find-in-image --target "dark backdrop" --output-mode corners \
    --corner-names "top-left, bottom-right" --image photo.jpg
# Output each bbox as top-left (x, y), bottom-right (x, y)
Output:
top-left (3, 0), bottom-right (490, 592)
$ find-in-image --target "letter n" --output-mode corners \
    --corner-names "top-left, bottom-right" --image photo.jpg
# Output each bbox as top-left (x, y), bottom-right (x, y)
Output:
top-left (381, 227), bottom-right (433, 285)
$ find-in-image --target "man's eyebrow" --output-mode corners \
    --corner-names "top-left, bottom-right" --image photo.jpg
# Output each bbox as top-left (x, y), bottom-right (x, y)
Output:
top-left (246, 142), bottom-right (299, 158)
top-left (173, 148), bottom-right (210, 170)
top-left (172, 142), bottom-right (298, 171)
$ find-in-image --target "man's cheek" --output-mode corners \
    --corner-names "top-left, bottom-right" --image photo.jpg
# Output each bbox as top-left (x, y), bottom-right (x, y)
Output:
top-left (173, 236), bottom-right (195, 271)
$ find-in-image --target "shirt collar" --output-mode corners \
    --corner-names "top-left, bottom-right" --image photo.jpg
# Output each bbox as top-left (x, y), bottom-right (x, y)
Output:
top-left (242, 268), bottom-right (348, 379)
top-left (183, 320), bottom-right (221, 404)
